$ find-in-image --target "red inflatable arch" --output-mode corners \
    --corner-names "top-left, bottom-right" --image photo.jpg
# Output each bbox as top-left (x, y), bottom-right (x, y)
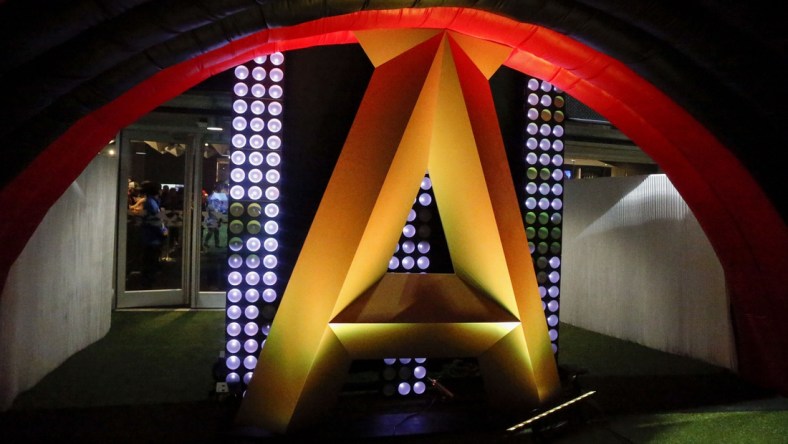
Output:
top-left (1, 8), bottom-right (785, 392)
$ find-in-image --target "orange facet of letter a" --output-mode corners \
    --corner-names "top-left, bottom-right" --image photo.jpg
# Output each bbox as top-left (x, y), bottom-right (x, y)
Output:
top-left (236, 30), bottom-right (561, 433)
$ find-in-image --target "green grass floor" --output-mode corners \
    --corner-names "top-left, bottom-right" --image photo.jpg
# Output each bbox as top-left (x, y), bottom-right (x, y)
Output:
top-left (11, 310), bottom-right (226, 409)
top-left (2, 311), bottom-right (787, 443)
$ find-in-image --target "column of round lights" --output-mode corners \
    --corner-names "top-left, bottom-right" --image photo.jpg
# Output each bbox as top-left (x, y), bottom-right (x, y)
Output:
top-left (382, 173), bottom-right (435, 396)
top-left (225, 52), bottom-right (285, 391)
top-left (387, 174), bottom-right (435, 274)
top-left (523, 78), bottom-right (564, 354)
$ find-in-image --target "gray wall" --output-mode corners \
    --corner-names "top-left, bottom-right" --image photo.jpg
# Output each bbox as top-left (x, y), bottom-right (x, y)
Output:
top-left (0, 150), bottom-right (118, 410)
top-left (561, 174), bottom-right (735, 369)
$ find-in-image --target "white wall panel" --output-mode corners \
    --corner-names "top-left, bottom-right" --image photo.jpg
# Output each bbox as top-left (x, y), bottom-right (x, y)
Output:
top-left (0, 152), bottom-right (118, 409)
top-left (561, 175), bottom-right (735, 369)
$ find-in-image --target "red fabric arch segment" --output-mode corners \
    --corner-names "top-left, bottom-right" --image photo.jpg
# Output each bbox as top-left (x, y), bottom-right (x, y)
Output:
top-left (0, 7), bottom-right (785, 392)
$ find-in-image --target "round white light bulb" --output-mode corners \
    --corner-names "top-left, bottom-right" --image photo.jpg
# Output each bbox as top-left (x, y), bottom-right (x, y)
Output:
top-left (270, 52), bottom-right (284, 65)
top-left (249, 151), bottom-right (264, 166)
top-left (252, 66), bottom-right (266, 80)
top-left (267, 136), bottom-right (281, 149)
top-left (264, 203), bottom-right (279, 217)
top-left (249, 134), bottom-right (264, 149)
top-left (231, 151), bottom-right (246, 165)
top-left (227, 288), bottom-right (242, 303)
top-left (250, 100), bottom-right (265, 115)
top-left (266, 153), bottom-right (280, 166)
top-left (233, 83), bottom-right (248, 96)
top-left (231, 134), bottom-right (246, 148)
top-left (262, 289), bottom-right (277, 303)
top-left (251, 83), bottom-right (265, 98)
top-left (227, 339), bottom-right (241, 354)
top-left (233, 99), bottom-right (247, 114)
top-left (268, 85), bottom-right (283, 99)
top-left (264, 238), bottom-right (278, 252)
top-left (234, 65), bottom-right (249, 80)
top-left (245, 272), bottom-right (260, 285)
top-left (245, 289), bottom-right (260, 303)
top-left (269, 68), bottom-right (284, 82)
top-left (244, 322), bottom-right (259, 336)
top-left (263, 272), bottom-right (277, 285)
top-left (232, 116), bottom-right (247, 131)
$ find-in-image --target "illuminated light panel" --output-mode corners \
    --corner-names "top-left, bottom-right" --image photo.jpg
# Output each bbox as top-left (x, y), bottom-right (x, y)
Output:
top-left (522, 78), bottom-right (565, 354)
top-left (237, 30), bottom-right (560, 434)
top-left (384, 172), bottom-right (436, 396)
top-left (224, 52), bottom-right (285, 391)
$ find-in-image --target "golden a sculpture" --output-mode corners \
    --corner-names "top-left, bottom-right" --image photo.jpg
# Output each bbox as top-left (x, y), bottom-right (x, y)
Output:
top-left (236, 29), bottom-right (560, 433)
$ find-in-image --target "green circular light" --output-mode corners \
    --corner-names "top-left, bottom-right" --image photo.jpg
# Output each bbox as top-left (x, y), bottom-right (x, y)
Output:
top-left (247, 220), bottom-right (261, 235)
top-left (247, 203), bottom-right (262, 217)
top-left (525, 212), bottom-right (537, 224)
top-left (229, 203), bottom-right (245, 217)
top-left (526, 227), bottom-right (536, 240)
top-left (527, 167), bottom-right (538, 180)
top-left (229, 237), bottom-right (243, 251)
top-left (229, 220), bottom-right (244, 234)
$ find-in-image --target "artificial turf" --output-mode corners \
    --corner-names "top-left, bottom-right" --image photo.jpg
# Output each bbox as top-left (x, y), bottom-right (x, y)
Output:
top-left (2, 310), bottom-right (786, 443)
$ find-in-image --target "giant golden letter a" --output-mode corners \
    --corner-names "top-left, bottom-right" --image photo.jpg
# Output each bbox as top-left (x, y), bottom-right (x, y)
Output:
top-left (236, 30), bottom-right (560, 433)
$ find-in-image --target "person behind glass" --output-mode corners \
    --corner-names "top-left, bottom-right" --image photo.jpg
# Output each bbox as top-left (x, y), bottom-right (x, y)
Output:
top-left (140, 180), bottom-right (168, 288)
top-left (203, 183), bottom-right (227, 250)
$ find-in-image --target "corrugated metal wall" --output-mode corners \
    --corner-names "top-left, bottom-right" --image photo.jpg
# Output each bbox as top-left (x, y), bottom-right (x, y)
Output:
top-left (0, 151), bottom-right (118, 409)
top-left (561, 174), bottom-right (735, 369)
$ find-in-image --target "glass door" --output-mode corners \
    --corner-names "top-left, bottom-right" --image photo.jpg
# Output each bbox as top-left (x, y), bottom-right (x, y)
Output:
top-left (116, 128), bottom-right (230, 309)
top-left (194, 141), bottom-right (230, 308)
top-left (116, 130), bottom-right (193, 307)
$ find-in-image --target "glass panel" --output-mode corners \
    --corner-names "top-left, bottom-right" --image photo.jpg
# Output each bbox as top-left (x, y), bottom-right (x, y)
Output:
top-left (199, 143), bottom-right (230, 292)
top-left (125, 139), bottom-right (186, 291)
